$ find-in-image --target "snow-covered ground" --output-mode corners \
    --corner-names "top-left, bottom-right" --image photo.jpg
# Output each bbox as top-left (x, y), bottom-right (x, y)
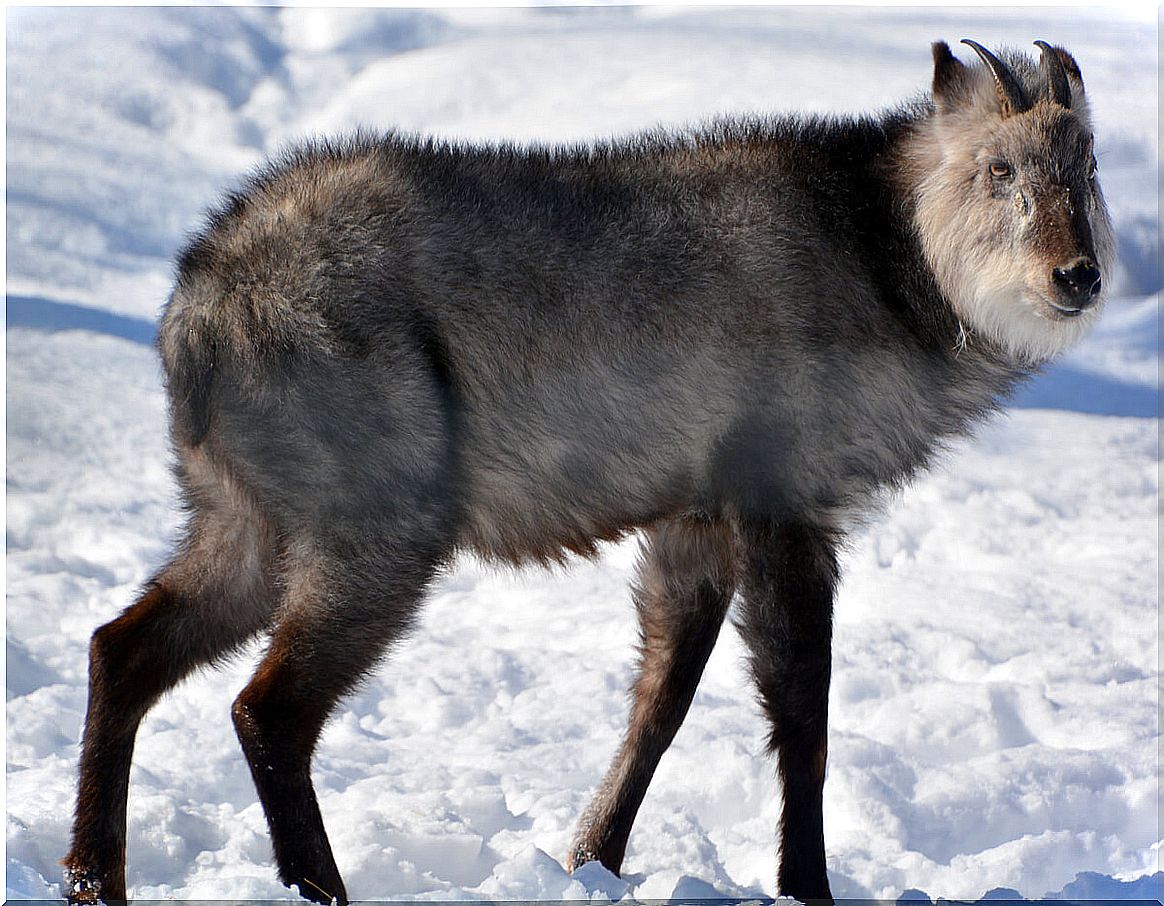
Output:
top-left (5, 6), bottom-right (1159, 903)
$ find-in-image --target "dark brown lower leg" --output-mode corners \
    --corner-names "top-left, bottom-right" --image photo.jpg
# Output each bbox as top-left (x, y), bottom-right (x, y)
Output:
top-left (568, 517), bottom-right (736, 875)
top-left (232, 639), bottom-right (348, 906)
top-left (64, 548), bottom-right (274, 903)
top-left (736, 519), bottom-right (837, 903)
top-left (232, 547), bottom-right (436, 906)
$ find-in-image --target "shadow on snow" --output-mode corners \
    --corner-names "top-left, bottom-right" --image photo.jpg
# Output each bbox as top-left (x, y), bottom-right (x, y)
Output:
top-left (6, 295), bottom-right (156, 347)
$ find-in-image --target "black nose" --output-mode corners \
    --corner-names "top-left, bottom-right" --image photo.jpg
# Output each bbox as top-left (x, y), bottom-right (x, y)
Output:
top-left (1051, 260), bottom-right (1102, 309)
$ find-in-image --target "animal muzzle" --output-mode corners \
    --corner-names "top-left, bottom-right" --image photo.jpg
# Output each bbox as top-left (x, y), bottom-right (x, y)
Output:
top-left (1050, 257), bottom-right (1102, 313)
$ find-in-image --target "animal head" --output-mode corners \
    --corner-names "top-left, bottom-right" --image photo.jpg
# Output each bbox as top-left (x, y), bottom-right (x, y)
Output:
top-left (912, 39), bottom-right (1115, 364)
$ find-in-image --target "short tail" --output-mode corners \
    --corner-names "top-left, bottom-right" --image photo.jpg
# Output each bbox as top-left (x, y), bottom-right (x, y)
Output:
top-left (158, 290), bottom-right (219, 448)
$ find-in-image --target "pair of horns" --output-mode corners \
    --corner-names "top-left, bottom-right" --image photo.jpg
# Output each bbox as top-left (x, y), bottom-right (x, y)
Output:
top-left (960, 39), bottom-right (1072, 113)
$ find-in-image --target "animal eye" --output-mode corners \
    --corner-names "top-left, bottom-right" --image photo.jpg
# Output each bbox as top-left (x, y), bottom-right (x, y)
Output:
top-left (989, 161), bottom-right (1012, 179)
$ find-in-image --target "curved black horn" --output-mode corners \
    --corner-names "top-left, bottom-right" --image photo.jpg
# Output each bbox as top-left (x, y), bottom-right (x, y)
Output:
top-left (960, 39), bottom-right (1030, 115)
top-left (1035, 40), bottom-right (1072, 107)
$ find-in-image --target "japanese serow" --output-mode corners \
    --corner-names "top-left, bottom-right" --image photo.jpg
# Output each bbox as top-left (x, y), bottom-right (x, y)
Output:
top-left (66, 39), bottom-right (1113, 905)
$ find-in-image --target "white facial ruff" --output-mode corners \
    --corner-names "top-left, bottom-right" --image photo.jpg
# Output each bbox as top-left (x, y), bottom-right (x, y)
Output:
top-left (952, 271), bottom-right (1100, 365)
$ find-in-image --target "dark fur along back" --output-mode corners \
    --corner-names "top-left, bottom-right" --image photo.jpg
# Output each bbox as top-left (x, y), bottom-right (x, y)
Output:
top-left (70, 41), bottom-right (1110, 906)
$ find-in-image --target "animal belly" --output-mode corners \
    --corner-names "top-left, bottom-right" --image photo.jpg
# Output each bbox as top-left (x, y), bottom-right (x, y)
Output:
top-left (456, 410), bottom-right (696, 564)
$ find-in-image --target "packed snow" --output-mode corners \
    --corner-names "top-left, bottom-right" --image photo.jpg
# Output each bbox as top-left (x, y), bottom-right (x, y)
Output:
top-left (6, 6), bottom-right (1159, 903)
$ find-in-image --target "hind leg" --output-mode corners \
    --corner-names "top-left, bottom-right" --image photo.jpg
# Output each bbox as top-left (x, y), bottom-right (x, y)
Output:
top-left (231, 529), bottom-right (447, 905)
top-left (568, 516), bottom-right (736, 875)
top-left (64, 503), bottom-right (279, 904)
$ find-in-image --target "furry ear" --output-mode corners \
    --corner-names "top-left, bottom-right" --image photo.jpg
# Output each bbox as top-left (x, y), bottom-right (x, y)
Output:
top-left (1051, 44), bottom-right (1085, 94)
top-left (931, 41), bottom-right (973, 112)
top-left (1035, 40), bottom-right (1072, 107)
top-left (1046, 44), bottom-right (1090, 122)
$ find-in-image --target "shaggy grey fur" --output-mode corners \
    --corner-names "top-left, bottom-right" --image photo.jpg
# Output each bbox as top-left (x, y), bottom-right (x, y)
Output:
top-left (65, 40), bottom-right (1113, 906)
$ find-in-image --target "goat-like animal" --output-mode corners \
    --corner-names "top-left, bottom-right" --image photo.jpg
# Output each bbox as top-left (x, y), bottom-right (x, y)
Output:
top-left (65, 39), bottom-right (1113, 905)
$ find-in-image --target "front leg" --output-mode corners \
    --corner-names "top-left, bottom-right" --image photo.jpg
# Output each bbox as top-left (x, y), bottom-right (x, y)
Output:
top-left (734, 518), bottom-right (837, 903)
top-left (568, 516), bottom-right (736, 875)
